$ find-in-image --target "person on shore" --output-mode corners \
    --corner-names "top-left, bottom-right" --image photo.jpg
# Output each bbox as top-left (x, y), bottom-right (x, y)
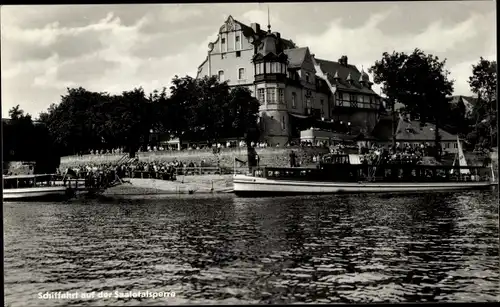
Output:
top-left (289, 151), bottom-right (296, 168)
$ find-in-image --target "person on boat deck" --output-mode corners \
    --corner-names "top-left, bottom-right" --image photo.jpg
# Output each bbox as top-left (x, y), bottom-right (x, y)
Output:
top-left (289, 151), bottom-right (297, 167)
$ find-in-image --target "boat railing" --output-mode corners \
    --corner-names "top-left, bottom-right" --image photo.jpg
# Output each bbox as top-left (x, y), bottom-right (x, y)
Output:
top-left (251, 165), bottom-right (491, 183)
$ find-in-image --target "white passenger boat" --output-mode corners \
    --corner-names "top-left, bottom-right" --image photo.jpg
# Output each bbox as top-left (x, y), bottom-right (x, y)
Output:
top-left (233, 138), bottom-right (496, 196)
top-left (233, 171), bottom-right (493, 196)
top-left (3, 174), bottom-right (69, 200)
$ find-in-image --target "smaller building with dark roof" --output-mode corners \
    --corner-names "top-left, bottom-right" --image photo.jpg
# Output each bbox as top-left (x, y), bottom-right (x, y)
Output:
top-left (370, 115), bottom-right (462, 153)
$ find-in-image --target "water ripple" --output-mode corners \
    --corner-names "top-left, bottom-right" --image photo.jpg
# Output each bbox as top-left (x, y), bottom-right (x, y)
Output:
top-left (4, 191), bottom-right (499, 305)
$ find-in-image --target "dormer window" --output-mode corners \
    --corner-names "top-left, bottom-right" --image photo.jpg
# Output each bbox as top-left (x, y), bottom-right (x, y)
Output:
top-left (305, 72), bottom-right (310, 83)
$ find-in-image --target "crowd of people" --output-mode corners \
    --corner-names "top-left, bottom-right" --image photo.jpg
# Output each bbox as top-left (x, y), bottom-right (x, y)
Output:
top-left (81, 139), bottom-right (338, 156)
top-left (60, 157), bottom-right (227, 188)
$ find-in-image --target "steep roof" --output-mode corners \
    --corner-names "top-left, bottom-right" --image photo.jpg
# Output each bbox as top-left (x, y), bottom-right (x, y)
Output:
top-left (394, 118), bottom-right (456, 142)
top-left (233, 18), bottom-right (297, 49)
top-left (450, 95), bottom-right (476, 114)
top-left (315, 58), bottom-right (377, 95)
top-left (284, 47), bottom-right (308, 68)
top-left (370, 118), bottom-right (394, 141)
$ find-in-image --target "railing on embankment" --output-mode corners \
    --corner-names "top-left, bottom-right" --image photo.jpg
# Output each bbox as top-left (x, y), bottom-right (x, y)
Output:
top-left (123, 166), bottom-right (251, 179)
top-left (59, 147), bottom-right (330, 169)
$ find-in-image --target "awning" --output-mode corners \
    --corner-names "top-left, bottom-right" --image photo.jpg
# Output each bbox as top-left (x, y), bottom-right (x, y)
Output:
top-left (289, 113), bottom-right (309, 119)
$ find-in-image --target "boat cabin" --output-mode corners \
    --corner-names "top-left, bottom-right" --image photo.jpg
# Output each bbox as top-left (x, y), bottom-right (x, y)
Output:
top-left (253, 164), bottom-right (490, 183)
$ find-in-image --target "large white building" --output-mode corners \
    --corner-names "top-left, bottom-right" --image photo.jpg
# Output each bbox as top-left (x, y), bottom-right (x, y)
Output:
top-left (196, 16), bottom-right (383, 145)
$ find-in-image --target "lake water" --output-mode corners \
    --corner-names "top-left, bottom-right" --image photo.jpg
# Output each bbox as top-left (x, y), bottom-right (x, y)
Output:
top-left (3, 191), bottom-right (499, 305)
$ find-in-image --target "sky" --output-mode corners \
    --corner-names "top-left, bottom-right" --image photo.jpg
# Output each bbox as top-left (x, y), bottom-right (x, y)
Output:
top-left (1, 1), bottom-right (496, 118)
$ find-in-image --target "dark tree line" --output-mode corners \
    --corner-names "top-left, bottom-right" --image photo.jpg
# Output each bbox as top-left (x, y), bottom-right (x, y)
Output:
top-left (11, 75), bottom-right (261, 158)
top-left (2, 106), bottom-right (59, 173)
top-left (3, 53), bottom-right (495, 166)
top-left (369, 50), bottom-right (497, 156)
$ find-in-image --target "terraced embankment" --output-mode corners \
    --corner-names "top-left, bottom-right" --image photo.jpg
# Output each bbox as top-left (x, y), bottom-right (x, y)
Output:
top-left (103, 174), bottom-right (234, 196)
top-left (60, 147), bottom-right (329, 169)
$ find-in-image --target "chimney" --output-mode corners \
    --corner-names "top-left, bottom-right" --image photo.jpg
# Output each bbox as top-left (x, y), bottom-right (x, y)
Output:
top-left (341, 55), bottom-right (348, 66)
top-left (251, 23), bottom-right (261, 33)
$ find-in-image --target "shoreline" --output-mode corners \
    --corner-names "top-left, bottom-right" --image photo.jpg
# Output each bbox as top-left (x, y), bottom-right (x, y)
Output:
top-left (103, 174), bottom-right (234, 196)
top-left (96, 150), bottom-right (499, 197)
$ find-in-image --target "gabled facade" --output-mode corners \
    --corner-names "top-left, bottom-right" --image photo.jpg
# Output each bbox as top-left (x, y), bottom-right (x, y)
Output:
top-left (196, 15), bottom-right (383, 145)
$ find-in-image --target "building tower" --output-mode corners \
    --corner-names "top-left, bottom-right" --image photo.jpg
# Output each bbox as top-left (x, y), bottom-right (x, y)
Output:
top-left (251, 17), bottom-right (289, 145)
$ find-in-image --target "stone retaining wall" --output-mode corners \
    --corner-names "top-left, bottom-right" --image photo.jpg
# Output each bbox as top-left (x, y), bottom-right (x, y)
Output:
top-left (60, 147), bottom-right (330, 169)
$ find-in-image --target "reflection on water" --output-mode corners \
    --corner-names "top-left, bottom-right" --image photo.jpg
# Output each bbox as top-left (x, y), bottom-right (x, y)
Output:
top-left (4, 192), bottom-right (499, 306)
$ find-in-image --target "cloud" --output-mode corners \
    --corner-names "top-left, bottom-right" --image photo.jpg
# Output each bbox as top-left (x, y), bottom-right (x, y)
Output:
top-left (296, 10), bottom-right (496, 97)
top-left (1, 3), bottom-right (496, 118)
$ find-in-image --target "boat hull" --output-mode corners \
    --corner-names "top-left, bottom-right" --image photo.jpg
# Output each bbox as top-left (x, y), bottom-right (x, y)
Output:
top-left (3, 186), bottom-right (69, 201)
top-left (233, 175), bottom-right (493, 196)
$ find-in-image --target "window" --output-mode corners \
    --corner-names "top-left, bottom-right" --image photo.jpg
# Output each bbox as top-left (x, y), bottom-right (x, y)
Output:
top-left (292, 92), bottom-right (297, 108)
top-left (267, 88), bottom-right (276, 104)
top-left (306, 98), bottom-right (311, 108)
top-left (218, 70), bottom-right (224, 81)
top-left (265, 62), bottom-right (271, 74)
top-left (282, 116), bottom-right (286, 130)
top-left (221, 38), bottom-right (226, 44)
top-left (238, 68), bottom-right (245, 80)
top-left (350, 94), bottom-right (358, 108)
top-left (278, 88), bottom-right (284, 103)
top-left (257, 89), bottom-right (265, 103)
top-left (271, 63), bottom-right (278, 73)
top-left (256, 64), bottom-right (261, 75)
top-left (236, 51), bottom-right (241, 57)
top-left (221, 53), bottom-right (226, 59)
top-left (320, 99), bottom-right (324, 106)
top-left (305, 72), bottom-right (310, 83)
top-left (235, 35), bottom-right (240, 43)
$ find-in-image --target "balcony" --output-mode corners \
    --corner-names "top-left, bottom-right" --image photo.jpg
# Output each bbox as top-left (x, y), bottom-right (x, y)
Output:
top-left (255, 74), bottom-right (287, 83)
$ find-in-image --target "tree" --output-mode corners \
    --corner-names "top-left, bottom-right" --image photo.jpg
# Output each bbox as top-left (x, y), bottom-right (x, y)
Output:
top-left (3, 106), bottom-right (59, 172)
top-left (165, 76), bottom-right (260, 146)
top-left (109, 88), bottom-right (153, 157)
top-left (369, 48), bottom-right (454, 158)
top-left (195, 75), bottom-right (231, 143)
top-left (166, 75), bottom-right (200, 142)
top-left (8, 105), bottom-right (27, 120)
top-left (468, 57), bottom-right (497, 150)
top-left (227, 86), bottom-right (261, 144)
top-left (41, 87), bottom-right (106, 155)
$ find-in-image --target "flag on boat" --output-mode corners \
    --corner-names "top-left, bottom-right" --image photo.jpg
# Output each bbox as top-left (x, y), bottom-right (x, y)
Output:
top-left (450, 136), bottom-right (470, 175)
top-left (234, 157), bottom-right (247, 165)
top-left (65, 168), bottom-right (78, 178)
